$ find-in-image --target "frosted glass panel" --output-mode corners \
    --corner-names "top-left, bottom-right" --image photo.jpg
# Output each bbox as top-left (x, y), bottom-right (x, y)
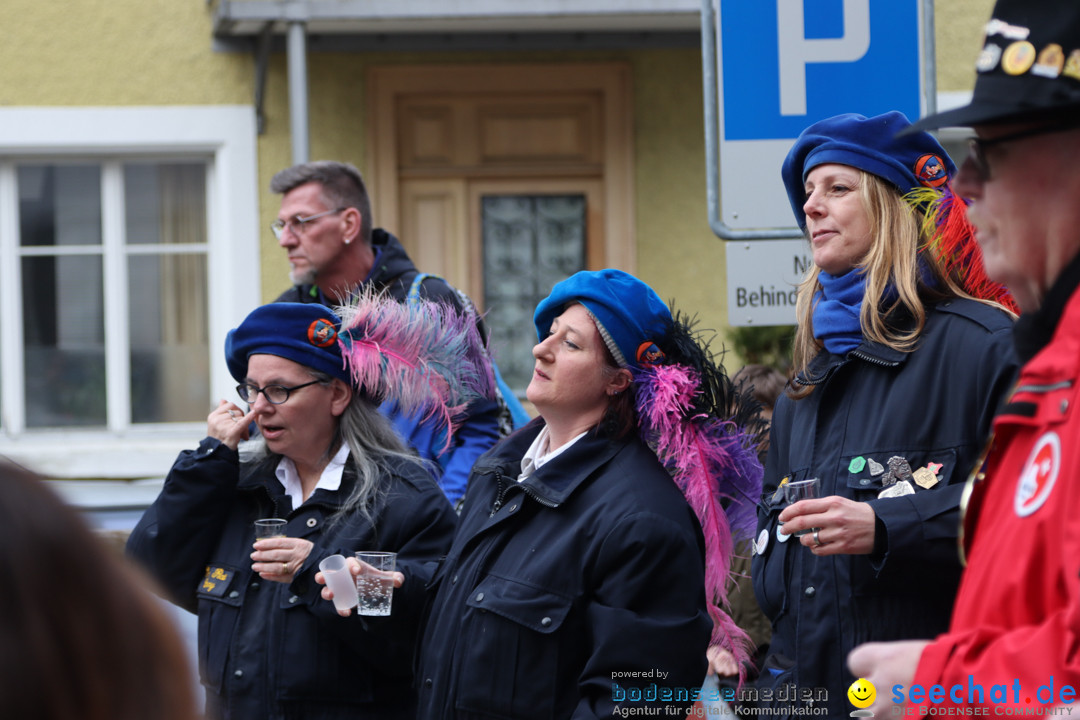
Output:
top-left (482, 195), bottom-right (585, 391)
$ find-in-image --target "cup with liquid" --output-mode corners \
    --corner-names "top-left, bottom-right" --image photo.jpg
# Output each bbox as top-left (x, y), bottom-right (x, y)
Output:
top-left (783, 478), bottom-right (820, 538)
top-left (355, 551), bottom-right (397, 616)
top-left (254, 518), bottom-right (288, 539)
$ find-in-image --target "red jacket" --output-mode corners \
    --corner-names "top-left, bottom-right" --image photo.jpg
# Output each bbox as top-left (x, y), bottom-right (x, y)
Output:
top-left (909, 284), bottom-right (1080, 710)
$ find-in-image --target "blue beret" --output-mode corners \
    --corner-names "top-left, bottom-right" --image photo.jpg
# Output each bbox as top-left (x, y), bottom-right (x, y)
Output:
top-left (534, 269), bottom-right (671, 369)
top-left (225, 303), bottom-right (349, 384)
top-left (782, 111), bottom-right (956, 229)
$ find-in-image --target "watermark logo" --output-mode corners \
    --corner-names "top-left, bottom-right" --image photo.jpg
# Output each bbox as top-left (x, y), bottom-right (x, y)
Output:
top-left (890, 676), bottom-right (1077, 715)
top-left (849, 678), bottom-right (877, 717)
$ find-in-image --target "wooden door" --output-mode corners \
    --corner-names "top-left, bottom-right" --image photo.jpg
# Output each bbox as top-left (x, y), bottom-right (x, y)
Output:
top-left (368, 63), bottom-right (634, 391)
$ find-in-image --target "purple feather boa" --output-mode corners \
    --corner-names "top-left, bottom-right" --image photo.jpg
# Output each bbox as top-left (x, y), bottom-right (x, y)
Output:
top-left (634, 363), bottom-right (764, 677)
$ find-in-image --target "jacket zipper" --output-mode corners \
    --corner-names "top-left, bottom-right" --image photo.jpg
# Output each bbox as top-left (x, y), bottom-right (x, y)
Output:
top-left (490, 470), bottom-right (511, 516)
top-left (848, 349), bottom-right (902, 368)
top-left (1014, 380), bottom-right (1073, 394)
top-left (520, 483), bottom-right (560, 509)
top-left (489, 469), bottom-right (561, 516)
top-left (799, 350), bottom-right (900, 386)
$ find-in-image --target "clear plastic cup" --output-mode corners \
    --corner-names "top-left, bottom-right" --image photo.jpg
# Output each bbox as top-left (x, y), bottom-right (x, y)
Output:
top-left (318, 554), bottom-right (359, 612)
top-left (254, 518), bottom-right (287, 538)
top-left (355, 551), bottom-right (396, 616)
top-left (783, 478), bottom-right (820, 537)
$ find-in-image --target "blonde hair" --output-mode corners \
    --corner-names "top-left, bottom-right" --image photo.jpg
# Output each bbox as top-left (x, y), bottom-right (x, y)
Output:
top-left (789, 170), bottom-right (1012, 398)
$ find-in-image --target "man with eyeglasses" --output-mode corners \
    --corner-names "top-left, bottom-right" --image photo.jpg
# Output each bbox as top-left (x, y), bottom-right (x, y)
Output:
top-left (270, 160), bottom-right (507, 507)
top-left (847, 0), bottom-right (1080, 713)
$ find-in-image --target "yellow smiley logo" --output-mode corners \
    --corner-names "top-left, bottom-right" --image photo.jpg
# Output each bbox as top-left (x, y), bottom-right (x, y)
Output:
top-left (848, 678), bottom-right (876, 709)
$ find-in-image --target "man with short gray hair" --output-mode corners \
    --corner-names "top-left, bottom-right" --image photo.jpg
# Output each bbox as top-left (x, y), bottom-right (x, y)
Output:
top-left (271, 160), bottom-right (505, 506)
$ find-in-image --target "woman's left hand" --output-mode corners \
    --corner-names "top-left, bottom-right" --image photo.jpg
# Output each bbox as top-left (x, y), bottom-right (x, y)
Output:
top-left (314, 557), bottom-right (407, 617)
top-left (252, 537), bottom-right (315, 583)
top-left (778, 495), bottom-right (876, 555)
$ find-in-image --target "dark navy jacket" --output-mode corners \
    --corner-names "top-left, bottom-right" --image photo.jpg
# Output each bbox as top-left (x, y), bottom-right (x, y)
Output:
top-left (276, 228), bottom-right (503, 506)
top-left (751, 299), bottom-right (1017, 717)
top-left (415, 422), bottom-right (712, 719)
top-left (127, 438), bottom-right (457, 720)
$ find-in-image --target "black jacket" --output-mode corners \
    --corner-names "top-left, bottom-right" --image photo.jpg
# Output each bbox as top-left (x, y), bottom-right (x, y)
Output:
top-left (751, 298), bottom-right (1017, 717)
top-left (127, 438), bottom-right (457, 720)
top-left (415, 422), bottom-right (713, 719)
top-left (275, 228), bottom-right (462, 309)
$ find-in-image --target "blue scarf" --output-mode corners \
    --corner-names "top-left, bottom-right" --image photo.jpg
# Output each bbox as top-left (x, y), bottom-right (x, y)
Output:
top-left (813, 269), bottom-right (865, 356)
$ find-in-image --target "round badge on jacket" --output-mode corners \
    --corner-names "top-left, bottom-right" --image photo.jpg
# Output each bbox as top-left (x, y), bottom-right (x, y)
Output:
top-left (1014, 431), bottom-right (1060, 517)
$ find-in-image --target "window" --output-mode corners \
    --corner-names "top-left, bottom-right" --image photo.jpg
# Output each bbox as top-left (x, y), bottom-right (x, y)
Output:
top-left (0, 107), bottom-right (259, 478)
top-left (481, 194), bottom-right (587, 389)
top-left (17, 162), bottom-right (210, 429)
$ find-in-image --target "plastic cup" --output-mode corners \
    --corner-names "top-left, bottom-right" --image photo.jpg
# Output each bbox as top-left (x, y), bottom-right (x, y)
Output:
top-left (355, 551), bottom-right (396, 616)
top-left (318, 554), bottom-right (359, 612)
top-left (783, 478), bottom-right (820, 537)
top-left (254, 518), bottom-right (288, 539)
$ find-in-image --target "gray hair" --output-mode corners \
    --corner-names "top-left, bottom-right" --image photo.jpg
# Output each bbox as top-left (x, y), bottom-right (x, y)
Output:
top-left (243, 368), bottom-right (429, 530)
top-left (269, 161), bottom-right (373, 246)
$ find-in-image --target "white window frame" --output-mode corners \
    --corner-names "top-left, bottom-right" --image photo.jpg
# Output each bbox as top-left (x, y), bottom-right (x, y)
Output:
top-left (0, 106), bottom-right (260, 479)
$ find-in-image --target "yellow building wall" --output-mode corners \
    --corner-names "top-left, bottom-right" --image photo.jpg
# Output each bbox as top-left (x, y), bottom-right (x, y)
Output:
top-left (0, 0), bottom-right (997, 365)
top-left (0, 0), bottom-right (250, 105)
top-left (937, 0), bottom-right (996, 91)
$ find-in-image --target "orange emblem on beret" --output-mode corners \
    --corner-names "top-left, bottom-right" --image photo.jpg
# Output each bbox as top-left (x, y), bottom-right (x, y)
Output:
top-left (915, 153), bottom-right (948, 188)
top-left (307, 319), bottom-right (338, 347)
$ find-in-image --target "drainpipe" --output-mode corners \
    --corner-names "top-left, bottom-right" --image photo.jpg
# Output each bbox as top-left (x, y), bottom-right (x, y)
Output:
top-left (286, 15), bottom-right (309, 164)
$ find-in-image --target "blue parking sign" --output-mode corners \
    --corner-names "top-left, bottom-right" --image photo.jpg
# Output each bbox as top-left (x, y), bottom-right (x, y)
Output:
top-left (721, 0), bottom-right (922, 141)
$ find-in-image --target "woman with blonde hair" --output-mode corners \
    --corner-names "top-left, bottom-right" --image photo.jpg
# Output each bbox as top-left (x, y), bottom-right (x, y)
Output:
top-left (752, 111), bottom-right (1019, 716)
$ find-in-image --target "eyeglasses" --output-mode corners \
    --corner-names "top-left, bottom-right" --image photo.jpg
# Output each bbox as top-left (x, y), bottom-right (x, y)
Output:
top-left (270, 207), bottom-right (346, 240)
top-left (967, 122), bottom-right (1079, 181)
top-left (236, 379), bottom-right (322, 405)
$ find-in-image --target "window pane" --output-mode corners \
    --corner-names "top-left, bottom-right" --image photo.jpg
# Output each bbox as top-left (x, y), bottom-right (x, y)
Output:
top-left (22, 255), bottom-right (106, 428)
top-left (129, 254), bottom-right (210, 423)
top-left (482, 195), bottom-right (586, 391)
top-left (18, 165), bottom-right (102, 247)
top-left (124, 163), bottom-right (207, 245)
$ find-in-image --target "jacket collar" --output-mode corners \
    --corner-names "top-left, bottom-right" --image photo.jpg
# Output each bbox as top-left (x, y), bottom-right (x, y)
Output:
top-left (282, 229), bottom-right (417, 304)
top-left (474, 420), bottom-right (626, 506)
top-left (1013, 252), bottom-right (1080, 364)
top-left (366, 228), bottom-right (418, 290)
top-left (237, 456), bottom-right (355, 512)
top-left (798, 338), bottom-right (907, 385)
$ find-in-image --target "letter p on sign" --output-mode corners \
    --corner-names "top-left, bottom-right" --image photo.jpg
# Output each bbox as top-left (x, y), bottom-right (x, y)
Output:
top-left (778, 0), bottom-right (870, 116)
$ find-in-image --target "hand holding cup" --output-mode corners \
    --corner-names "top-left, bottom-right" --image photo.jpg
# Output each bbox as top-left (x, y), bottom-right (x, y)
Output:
top-left (316, 554), bottom-right (406, 617)
top-left (782, 478), bottom-right (820, 538)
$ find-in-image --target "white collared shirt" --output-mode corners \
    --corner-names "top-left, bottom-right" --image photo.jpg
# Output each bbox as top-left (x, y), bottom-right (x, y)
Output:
top-left (275, 443), bottom-right (351, 509)
top-left (518, 425), bottom-right (587, 483)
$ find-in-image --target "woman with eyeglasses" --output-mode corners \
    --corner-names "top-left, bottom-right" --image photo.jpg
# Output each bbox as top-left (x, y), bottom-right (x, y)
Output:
top-left (750, 111), bottom-right (1020, 717)
top-left (127, 299), bottom-right (490, 720)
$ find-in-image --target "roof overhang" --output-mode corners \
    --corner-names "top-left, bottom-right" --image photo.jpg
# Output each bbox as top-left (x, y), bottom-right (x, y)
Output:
top-left (211, 0), bottom-right (701, 50)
